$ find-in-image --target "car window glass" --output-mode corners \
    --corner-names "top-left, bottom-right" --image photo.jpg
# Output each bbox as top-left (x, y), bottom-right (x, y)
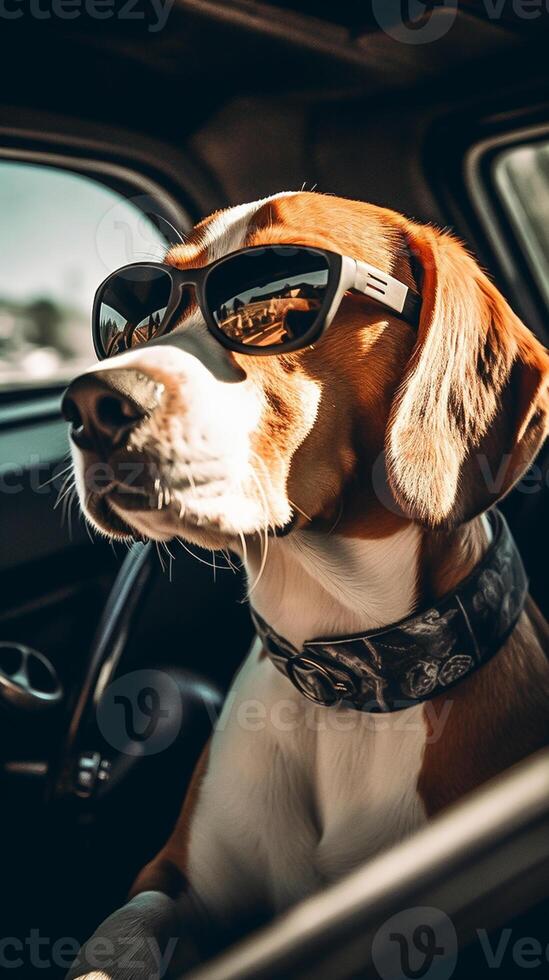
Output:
top-left (0, 161), bottom-right (167, 392)
top-left (493, 140), bottom-right (549, 310)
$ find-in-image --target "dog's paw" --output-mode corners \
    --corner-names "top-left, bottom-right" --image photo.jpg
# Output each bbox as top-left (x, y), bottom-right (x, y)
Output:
top-left (65, 891), bottom-right (181, 980)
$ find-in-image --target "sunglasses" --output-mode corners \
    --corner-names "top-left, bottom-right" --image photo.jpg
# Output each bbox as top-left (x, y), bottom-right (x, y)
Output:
top-left (92, 245), bottom-right (421, 360)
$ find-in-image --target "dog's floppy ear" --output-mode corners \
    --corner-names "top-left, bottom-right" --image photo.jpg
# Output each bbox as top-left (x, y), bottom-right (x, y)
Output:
top-left (386, 223), bottom-right (549, 528)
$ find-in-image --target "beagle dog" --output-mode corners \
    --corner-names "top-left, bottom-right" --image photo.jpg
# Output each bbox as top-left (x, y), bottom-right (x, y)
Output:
top-left (64, 192), bottom-right (549, 977)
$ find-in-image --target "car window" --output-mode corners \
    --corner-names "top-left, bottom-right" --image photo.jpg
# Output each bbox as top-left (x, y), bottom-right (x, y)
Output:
top-left (0, 161), bottom-right (168, 393)
top-left (493, 140), bottom-right (549, 310)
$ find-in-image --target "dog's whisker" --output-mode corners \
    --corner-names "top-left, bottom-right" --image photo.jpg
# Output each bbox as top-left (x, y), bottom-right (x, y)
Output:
top-left (185, 463), bottom-right (198, 496)
top-left (150, 212), bottom-right (186, 246)
top-left (248, 451), bottom-right (279, 536)
top-left (39, 463), bottom-right (73, 490)
top-left (245, 464), bottom-right (271, 596)
top-left (221, 548), bottom-right (239, 572)
top-left (175, 537), bottom-right (230, 572)
top-left (55, 470), bottom-right (75, 498)
top-left (54, 478), bottom-right (76, 511)
top-left (60, 489), bottom-right (69, 523)
top-left (326, 500), bottom-right (344, 536)
top-left (249, 452), bottom-right (276, 536)
top-left (131, 249), bottom-right (167, 263)
top-left (80, 509), bottom-right (95, 544)
top-left (60, 471), bottom-right (76, 494)
top-left (238, 531), bottom-right (248, 562)
top-left (248, 526), bottom-right (269, 596)
top-left (238, 530), bottom-right (248, 569)
top-left (68, 489), bottom-right (77, 540)
top-left (160, 540), bottom-right (175, 582)
top-left (288, 498), bottom-right (312, 523)
top-left (60, 484), bottom-right (77, 538)
top-left (162, 540), bottom-right (176, 561)
top-left (155, 541), bottom-right (166, 573)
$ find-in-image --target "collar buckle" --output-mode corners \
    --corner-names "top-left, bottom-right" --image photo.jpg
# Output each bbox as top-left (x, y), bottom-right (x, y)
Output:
top-left (287, 655), bottom-right (358, 707)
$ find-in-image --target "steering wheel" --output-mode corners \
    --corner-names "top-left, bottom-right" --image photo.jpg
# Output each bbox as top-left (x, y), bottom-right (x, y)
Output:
top-left (0, 641), bottom-right (64, 712)
top-left (48, 540), bottom-right (222, 805)
top-left (48, 542), bottom-right (155, 801)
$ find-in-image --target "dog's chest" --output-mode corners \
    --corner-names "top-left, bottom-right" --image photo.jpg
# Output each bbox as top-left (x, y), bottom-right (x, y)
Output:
top-left (187, 649), bottom-right (428, 917)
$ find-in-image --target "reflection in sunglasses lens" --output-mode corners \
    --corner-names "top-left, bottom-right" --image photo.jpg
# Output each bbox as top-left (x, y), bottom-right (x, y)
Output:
top-left (207, 248), bottom-right (329, 349)
top-left (98, 267), bottom-right (171, 356)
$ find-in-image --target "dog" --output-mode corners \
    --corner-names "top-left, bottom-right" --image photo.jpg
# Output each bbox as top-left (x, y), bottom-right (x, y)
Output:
top-left (64, 192), bottom-right (549, 977)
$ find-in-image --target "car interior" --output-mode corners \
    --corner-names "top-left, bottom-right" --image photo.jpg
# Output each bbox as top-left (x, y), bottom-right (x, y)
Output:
top-left (1, 3), bottom-right (549, 978)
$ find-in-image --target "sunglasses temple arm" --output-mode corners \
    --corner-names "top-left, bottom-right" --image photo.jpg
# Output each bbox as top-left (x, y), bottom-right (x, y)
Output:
top-left (321, 256), bottom-right (357, 331)
top-left (352, 258), bottom-right (410, 315)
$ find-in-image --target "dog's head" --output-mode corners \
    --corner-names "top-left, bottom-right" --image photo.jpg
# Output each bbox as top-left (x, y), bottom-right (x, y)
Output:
top-left (64, 192), bottom-right (549, 548)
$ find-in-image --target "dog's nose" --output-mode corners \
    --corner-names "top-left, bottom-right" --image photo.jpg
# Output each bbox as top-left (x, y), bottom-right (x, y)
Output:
top-left (62, 369), bottom-right (156, 453)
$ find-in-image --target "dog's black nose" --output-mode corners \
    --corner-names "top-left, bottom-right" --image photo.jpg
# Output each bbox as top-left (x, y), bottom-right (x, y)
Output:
top-left (62, 369), bottom-right (153, 453)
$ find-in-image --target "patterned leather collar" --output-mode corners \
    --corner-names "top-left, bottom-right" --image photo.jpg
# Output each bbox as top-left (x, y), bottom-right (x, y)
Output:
top-left (251, 509), bottom-right (528, 713)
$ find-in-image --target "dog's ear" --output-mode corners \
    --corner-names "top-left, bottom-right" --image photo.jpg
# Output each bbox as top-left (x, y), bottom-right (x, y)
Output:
top-left (386, 224), bottom-right (549, 528)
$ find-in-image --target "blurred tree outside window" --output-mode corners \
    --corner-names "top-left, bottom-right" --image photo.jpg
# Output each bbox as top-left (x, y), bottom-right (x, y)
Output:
top-left (0, 161), bottom-right (167, 391)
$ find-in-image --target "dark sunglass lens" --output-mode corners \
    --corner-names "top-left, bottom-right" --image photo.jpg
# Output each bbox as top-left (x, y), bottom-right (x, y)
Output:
top-left (207, 247), bottom-right (329, 349)
top-left (97, 267), bottom-right (172, 357)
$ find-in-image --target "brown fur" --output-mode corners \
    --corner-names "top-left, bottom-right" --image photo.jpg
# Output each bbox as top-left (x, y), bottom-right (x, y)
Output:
top-left (419, 599), bottom-right (549, 814)
top-left (131, 191), bottom-right (549, 892)
top-left (168, 194), bottom-right (549, 540)
top-left (417, 520), bottom-right (549, 814)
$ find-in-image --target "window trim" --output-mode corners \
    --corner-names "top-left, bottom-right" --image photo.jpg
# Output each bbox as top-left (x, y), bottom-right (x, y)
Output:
top-left (465, 121), bottom-right (549, 346)
top-left (0, 144), bottom-right (190, 238)
top-left (0, 109), bottom-right (223, 422)
top-left (0, 394), bottom-right (62, 430)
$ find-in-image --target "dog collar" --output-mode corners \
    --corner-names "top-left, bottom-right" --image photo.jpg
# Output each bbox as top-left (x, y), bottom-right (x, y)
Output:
top-left (251, 510), bottom-right (528, 713)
